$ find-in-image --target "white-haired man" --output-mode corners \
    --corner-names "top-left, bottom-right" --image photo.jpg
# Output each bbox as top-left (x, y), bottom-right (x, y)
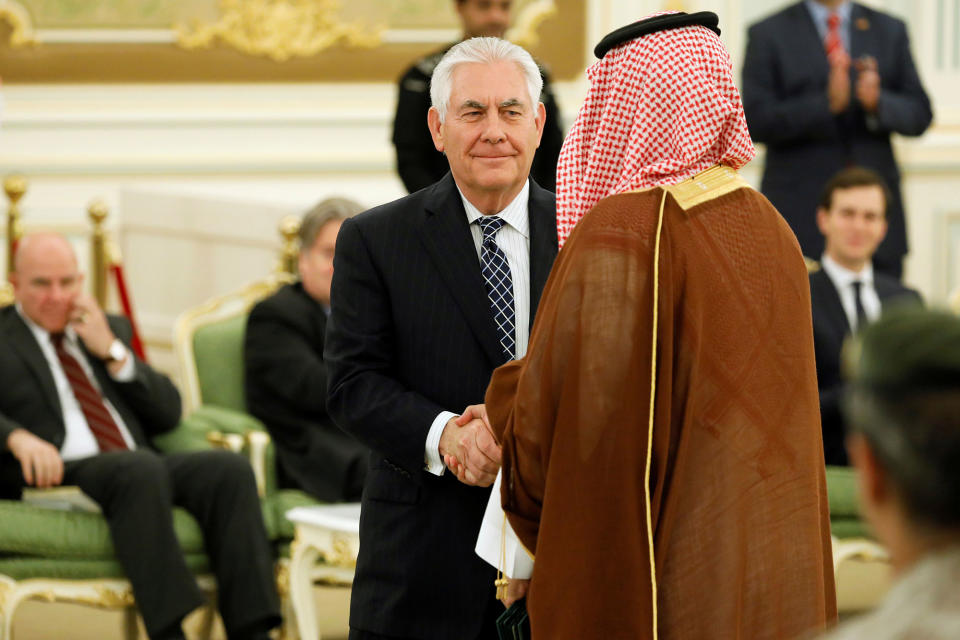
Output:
top-left (325, 37), bottom-right (558, 639)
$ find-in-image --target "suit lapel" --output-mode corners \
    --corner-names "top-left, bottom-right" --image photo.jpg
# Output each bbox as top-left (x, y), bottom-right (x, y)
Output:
top-left (419, 174), bottom-right (505, 366)
top-left (2, 309), bottom-right (64, 419)
top-left (527, 180), bottom-right (558, 329)
top-left (814, 270), bottom-right (852, 335)
top-left (849, 3), bottom-right (875, 60)
top-left (791, 2), bottom-right (830, 76)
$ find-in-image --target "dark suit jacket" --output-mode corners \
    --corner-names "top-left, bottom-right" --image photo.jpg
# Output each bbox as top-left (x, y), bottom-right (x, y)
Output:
top-left (743, 2), bottom-right (932, 268)
top-left (809, 269), bottom-right (921, 465)
top-left (392, 43), bottom-right (564, 193)
top-left (0, 307), bottom-right (181, 498)
top-left (325, 174), bottom-right (557, 639)
top-left (244, 282), bottom-right (368, 502)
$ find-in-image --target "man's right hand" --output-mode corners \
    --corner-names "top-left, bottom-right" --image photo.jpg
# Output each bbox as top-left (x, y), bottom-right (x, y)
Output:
top-left (827, 50), bottom-right (851, 114)
top-left (438, 414), bottom-right (501, 487)
top-left (7, 429), bottom-right (64, 488)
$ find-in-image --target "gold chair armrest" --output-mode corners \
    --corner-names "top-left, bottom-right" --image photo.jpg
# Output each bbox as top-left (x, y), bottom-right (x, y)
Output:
top-left (205, 430), bottom-right (245, 453)
top-left (245, 430), bottom-right (271, 498)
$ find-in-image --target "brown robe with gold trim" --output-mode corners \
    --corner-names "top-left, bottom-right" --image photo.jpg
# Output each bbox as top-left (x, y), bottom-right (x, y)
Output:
top-left (486, 177), bottom-right (837, 639)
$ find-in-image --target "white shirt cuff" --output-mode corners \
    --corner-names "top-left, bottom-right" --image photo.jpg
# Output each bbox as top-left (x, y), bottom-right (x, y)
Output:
top-left (425, 410), bottom-right (456, 475)
top-left (108, 347), bottom-right (136, 382)
top-left (475, 471), bottom-right (534, 579)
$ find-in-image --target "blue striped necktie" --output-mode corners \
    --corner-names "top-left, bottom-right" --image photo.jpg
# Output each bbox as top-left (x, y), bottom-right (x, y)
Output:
top-left (476, 216), bottom-right (516, 360)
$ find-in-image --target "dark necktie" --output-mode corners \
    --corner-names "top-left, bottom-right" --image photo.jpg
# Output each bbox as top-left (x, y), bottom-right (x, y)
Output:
top-left (50, 333), bottom-right (129, 452)
top-left (851, 280), bottom-right (868, 332)
top-left (476, 216), bottom-right (516, 360)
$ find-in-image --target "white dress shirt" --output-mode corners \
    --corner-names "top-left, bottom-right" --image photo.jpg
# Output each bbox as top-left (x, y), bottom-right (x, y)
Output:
top-left (416, 180), bottom-right (535, 580)
top-left (820, 254), bottom-right (882, 331)
top-left (423, 180), bottom-right (531, 475)
top-left (17, 305), bottom-right (137, 460)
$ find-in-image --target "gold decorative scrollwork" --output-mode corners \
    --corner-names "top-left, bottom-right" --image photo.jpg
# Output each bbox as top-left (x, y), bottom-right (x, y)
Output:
top-left (0, 0), bottom-right (36, 47)
top-left (321, 533), bottom-right (357, 569)
top-left (506, 0), bottom-right (558, 49)
top-left (275, 559), bottom-right (291, 598)
top-left (0, 579), bottom-right (12, 610)
top-left (29, 583), bottom-right (135, 609)
top-left (91, 585), bottom-right (136, 609)
top-left (176, 0), bottom-right (383, 62)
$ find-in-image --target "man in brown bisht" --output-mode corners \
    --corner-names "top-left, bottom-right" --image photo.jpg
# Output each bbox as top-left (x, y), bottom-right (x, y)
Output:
top-left (483, 11), bottom-right (837, 639)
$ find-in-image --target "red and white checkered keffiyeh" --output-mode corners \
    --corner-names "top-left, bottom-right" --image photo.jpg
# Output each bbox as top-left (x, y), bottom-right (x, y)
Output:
top-left (556, 13), bottom-right (756, 247)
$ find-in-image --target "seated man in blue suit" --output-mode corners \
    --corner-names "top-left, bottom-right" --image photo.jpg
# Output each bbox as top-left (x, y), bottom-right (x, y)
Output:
top-left (743, 0), bottom-right (933, 279)
top-left (810, 167), bottom-right (921, 466)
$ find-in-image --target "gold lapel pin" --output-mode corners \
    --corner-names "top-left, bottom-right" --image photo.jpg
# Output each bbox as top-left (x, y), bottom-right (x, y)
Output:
top-left (856, 17), bottom-right (870, 31)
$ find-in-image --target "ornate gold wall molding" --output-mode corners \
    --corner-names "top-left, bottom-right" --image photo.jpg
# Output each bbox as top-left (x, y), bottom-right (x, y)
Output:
top-left (507, 0), bottom-right (558, 48)
top-left (0, 0), bottom-right (36, 47)
top-left (176, 0), bottom-right (382, 62)
top-left (0, 0), bottom-right (584, 82)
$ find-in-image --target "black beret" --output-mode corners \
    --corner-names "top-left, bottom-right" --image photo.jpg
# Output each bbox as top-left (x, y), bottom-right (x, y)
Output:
top-left (594, 11), bottom-right (721, 59)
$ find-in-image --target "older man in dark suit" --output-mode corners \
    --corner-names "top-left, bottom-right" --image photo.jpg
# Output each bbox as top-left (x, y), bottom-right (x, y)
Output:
top-left (809, 168), bottom-right (922, 466)
top-left (245, 197), bottom-right (369, 502)
top-left (0, 234), bottom-right (279, 640)
top-left (743, 0), bottom-right (933, 279)
top-left (326, 37), bottom-right (558, 640)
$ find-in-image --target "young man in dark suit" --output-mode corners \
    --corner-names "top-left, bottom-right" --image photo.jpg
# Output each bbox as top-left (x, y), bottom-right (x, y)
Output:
top-left (742, 0), bottom-right (932, 279)
top-left (0, 234), bottom-right (279, 640)
top-left (245, 197), bottom-right (369, 502)
top-left (810, 168), bottom-right (922, 466)
top-left (325, 37), bottom-right (558, 640)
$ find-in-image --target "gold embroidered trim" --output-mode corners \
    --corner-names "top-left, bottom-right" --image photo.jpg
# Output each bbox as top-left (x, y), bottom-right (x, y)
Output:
top-left (643, 190), bottom-right (668, 640)
top-left (662, 165), bottom-right (749, 211)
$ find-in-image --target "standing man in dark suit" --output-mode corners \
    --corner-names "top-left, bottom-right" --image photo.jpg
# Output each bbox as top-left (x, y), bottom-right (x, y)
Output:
top-left (245, 197), bottom-right (369, 502)
top-left (326, 37), bottom-right (558, 640)
top-left (743, 0), bottom-right (933, 279)
top-left (392, 0), bottom-right (563, 193)
top-left (809, 168), bottom-right (922, 466)
top-left (0, 234), bottom-right (280, 640)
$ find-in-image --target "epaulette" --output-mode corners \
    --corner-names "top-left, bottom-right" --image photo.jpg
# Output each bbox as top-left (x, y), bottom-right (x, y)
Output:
top-left (415, 48), bottom-right (450, 76)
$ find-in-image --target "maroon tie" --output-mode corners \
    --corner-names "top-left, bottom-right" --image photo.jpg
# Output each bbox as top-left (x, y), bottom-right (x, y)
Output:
top-left (50, 333), bottom-right (129, 452)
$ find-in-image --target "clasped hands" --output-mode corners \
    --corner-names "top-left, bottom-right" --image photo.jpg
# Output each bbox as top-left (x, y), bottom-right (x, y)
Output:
top-left (828, 51), bottom-right (881, 115)
top-left (439, 404), bottom-right (500, 487)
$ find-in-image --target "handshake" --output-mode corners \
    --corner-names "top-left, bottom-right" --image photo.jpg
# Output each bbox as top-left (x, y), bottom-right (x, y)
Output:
top-left (439, 404), bottom-right (501, 487)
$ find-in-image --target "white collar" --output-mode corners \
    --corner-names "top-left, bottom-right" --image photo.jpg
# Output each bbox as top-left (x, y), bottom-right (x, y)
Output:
top-left (457, 180), bottom-right (530, 239)
top-left (821, 254), bottom-right (874, 289)
top-left (805, 0), bottom-right (853, 25)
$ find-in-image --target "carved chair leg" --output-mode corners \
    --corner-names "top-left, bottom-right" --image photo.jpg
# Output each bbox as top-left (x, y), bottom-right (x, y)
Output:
top-left (0, 577), bottom-right (17, 640)
top-left (289, 543), bottom-right (322, 640)
top-left (275, 559), bottom-right (298, 640)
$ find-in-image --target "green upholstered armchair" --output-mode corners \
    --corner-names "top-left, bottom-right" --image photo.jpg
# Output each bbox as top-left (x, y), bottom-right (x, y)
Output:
top-left (0, 179), bottom-right (224, 639)
top-left (173, 271), bottom-right (332, 638)
top-left (825, 465), bottom-right (891, 613)
top-left (0, 429), bottom-right (220, 640)
top-left (172, 273), bottom-right (324, 521)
